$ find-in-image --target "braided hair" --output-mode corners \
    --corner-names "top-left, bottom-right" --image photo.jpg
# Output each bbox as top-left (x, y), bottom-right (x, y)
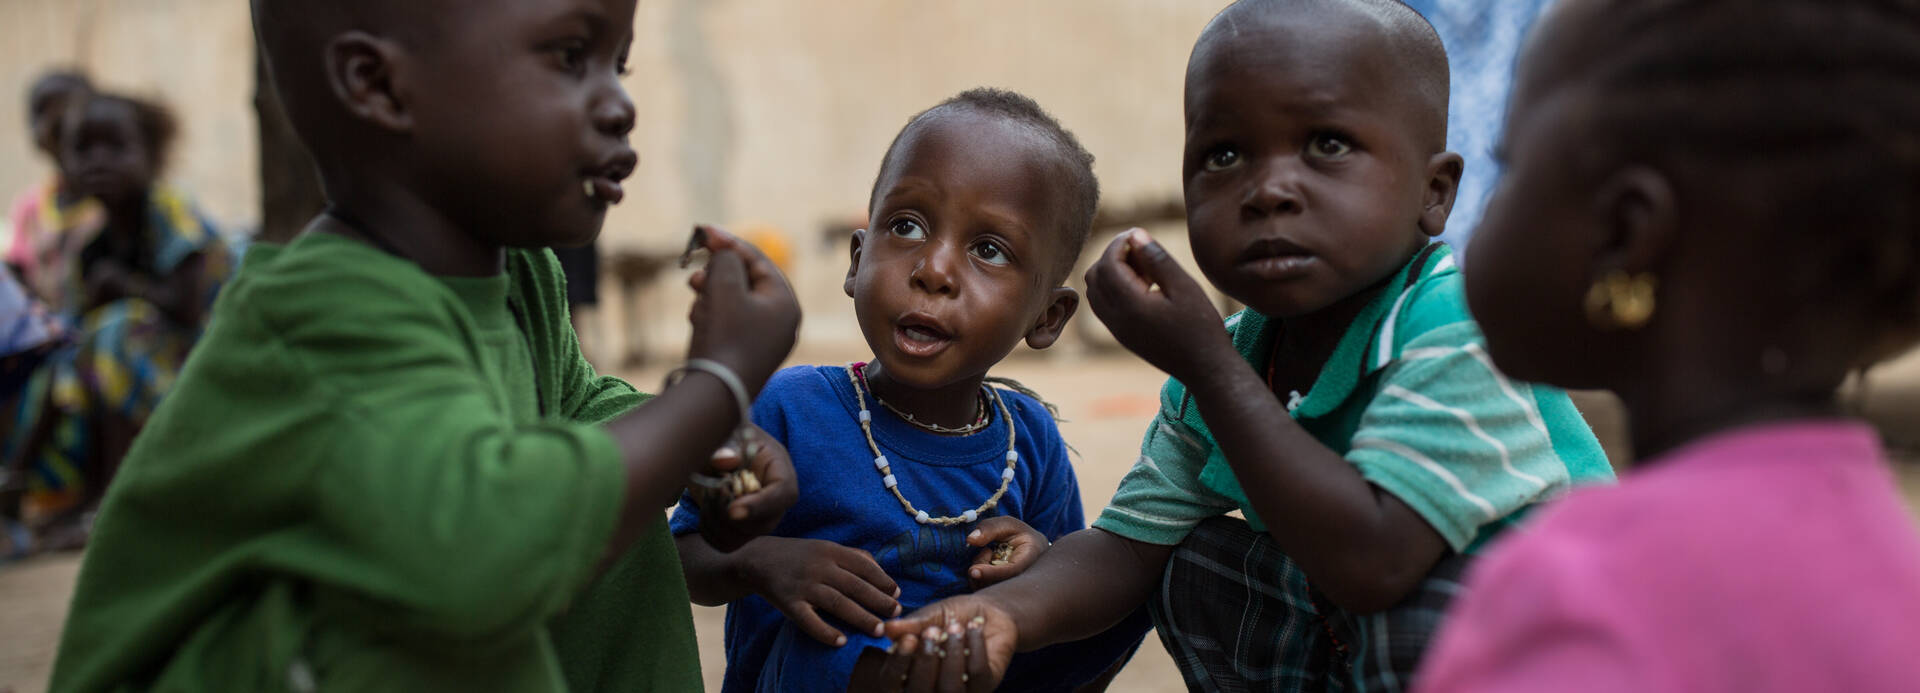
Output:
top-left (1554, 0), bottom-right (1920, 355)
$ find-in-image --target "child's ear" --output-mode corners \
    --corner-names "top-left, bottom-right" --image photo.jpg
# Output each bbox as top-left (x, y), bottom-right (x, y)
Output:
top-left (1589, 165), bottom-right (1677, 277)
top-left (324, 31), bottom-right (413, 133)
top-left (1023, 287), bottom-right (1081, 350)
top-left (843, 228), bottom-right (868, 298)
top-left (1418, 152), bottom-right (1465, 238)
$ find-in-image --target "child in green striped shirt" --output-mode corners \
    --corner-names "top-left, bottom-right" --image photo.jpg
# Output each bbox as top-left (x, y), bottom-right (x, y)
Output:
top-left (881, 1), bottom-right (1612, 691)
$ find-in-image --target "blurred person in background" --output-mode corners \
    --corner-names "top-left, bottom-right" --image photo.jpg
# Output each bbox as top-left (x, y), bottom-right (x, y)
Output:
top-left (1, 261), bottom-right (63, 562)
top-left (1, 89), bottom-right (231, 552)
top-left (1404, 0), bottom-right (1553, 250)
top-left (7, 69), bottom-right (92, 293)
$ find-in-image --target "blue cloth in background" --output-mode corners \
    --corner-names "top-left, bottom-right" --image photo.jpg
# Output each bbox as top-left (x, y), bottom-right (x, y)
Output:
top-left (1404, 0), bottom-right (1556, 250)
top-left (672, 365), bottom-right (1150, 693)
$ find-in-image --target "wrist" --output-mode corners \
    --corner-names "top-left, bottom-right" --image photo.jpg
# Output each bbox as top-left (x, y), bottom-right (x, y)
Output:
top-left (725, 538), bottom-right (766, 592)
top-left (1180, 348), bottom-right (1257, 400)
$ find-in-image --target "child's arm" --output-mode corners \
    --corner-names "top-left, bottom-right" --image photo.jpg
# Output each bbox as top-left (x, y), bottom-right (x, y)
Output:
top-left (879, 528), bottom-right (1172, 689)
top-left (677, 533), bottom-right (901, 646)
top-left (596, 229), bottom-right (801, 563)
top-left (1084, 230), bottom-right (1445, 613)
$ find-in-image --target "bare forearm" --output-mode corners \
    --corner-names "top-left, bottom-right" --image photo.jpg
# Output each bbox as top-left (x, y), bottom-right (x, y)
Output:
top-left (600, 375), bottom-right (740, 559)
top-left (675, 533), bottom-right (757, 606)
top-left (1185, 362), bottom-right (1443, 612)
top-left (978, 528), bottom-right (1169, 650)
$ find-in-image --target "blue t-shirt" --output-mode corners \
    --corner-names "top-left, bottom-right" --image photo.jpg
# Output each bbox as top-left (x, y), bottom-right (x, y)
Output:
top-left (671, 364), bottom-right (1149, 692)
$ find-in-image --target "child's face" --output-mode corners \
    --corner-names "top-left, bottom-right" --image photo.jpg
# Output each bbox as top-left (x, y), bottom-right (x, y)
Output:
top-left (1181, 19), bottom-right (1443, 319)
top-left (400, 0), bottom-right (638, 249)
top-left (31, 87), bottom-right (82, 158)
top-left (61, 99), bottom-right (153, 207)
top-left (846, 111), bottom-right (1076, 391)
top-left (1463, 9), bottom-right (1609, 387)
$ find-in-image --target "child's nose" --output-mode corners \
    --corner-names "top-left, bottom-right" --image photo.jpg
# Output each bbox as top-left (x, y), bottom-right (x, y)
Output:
top-left (910, 243), bottom-right (961, 295)
top-left (591, 82), bottom-right (636, 138)
top-left (1242, 156), bottom-right (1305, 218)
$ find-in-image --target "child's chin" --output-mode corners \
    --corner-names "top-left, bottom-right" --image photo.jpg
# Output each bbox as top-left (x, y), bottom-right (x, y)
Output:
top-left (529, 226), bottom-right (603, 249)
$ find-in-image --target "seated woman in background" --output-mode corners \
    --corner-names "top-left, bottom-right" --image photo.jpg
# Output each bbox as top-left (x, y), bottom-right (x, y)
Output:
top-left (2, 89), bottom-right (230, 551)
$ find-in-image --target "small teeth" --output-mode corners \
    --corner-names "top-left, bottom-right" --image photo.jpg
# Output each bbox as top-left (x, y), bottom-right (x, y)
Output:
top-left (583, 179), bottom-right (596, 199)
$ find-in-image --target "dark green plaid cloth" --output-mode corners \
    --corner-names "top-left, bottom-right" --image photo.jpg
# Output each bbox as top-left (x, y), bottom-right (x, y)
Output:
top-left (1149, 516), bottom-right (1471, 693)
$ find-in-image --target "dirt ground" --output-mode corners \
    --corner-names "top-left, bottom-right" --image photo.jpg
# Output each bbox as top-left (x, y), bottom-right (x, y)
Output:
top-left (3, 348), bottom-right (1916, 693)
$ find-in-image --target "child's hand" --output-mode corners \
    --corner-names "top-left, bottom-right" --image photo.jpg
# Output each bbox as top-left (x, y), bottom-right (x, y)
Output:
top-left (1084, 228), bottom-right (1234, 385)
top-left (746, 536), bottom-right (903, 647)
top-left (83, 260), bottom-right (137, 308)
top-left (694, 425), bottom-right (798, 552)
top-left (964, 517), bottom-right (1048, 589)
top-left (875, 599), bottom-right (1017, 693)
top-left (685, 225), bottom-right (801, 394)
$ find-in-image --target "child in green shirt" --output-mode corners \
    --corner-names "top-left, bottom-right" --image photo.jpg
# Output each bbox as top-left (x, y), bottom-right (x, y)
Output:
top-left (48, 0), bottom-right (801, 691)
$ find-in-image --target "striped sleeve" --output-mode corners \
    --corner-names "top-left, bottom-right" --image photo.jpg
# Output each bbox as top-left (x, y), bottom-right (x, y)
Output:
top-left (1094, 381), bottom-right (1240, 546)
top-left (1348, 321), bottom-right (1570, 551)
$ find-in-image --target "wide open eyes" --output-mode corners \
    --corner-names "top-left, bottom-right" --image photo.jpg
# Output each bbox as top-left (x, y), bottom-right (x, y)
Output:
top-left (971, 239), bottom-right (1011, 266)
top-left (887, 217), bottom-right (927, 240)
top-left (1204, 147), bottom-right (1242, 172)
top-left (1307, 133), bottom-right (1355, 160)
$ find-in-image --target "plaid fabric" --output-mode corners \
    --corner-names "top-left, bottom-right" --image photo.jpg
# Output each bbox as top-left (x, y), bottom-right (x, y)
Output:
top-left (1150, 516), bottom-right (1470, 693)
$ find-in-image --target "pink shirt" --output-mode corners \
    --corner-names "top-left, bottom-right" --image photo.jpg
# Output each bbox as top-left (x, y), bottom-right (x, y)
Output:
top-left (1418, 420), bottom-right (1920, 693)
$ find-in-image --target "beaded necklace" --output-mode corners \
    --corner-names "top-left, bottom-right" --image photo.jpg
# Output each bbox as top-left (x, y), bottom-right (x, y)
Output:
top-left (875, 388), bottom-right (990, 435)
top-left (848, 363), bottom-right (1015, 526)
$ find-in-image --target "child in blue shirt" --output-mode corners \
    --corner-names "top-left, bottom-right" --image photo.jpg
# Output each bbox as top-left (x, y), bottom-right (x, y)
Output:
top-left (671, 88), bottom-right (1150, 692)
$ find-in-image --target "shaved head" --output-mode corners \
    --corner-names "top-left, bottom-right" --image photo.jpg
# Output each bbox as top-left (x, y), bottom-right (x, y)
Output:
top-left (1190, 0), bottom-right (1450, 152)
top-left (250, 0), bottom-right (447, 162)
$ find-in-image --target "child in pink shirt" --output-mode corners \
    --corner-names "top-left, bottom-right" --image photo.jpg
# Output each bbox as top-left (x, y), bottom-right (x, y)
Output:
top-left (1417, 0), bottom-right (1920, 691)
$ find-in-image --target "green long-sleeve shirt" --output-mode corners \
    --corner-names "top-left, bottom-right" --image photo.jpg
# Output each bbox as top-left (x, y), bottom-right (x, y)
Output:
top-left (49, 232), bottom-right (701, 692)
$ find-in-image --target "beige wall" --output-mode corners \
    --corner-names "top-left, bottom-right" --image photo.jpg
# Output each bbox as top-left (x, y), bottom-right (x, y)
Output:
top-left (0, 0), bottom-right (1228, 348)
top-left (0, 0), bottom-right (259, 230)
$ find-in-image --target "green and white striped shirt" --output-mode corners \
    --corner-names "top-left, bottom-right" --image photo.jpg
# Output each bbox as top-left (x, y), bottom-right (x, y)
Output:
top-left (1094, 244), bottom-right (1614, 553)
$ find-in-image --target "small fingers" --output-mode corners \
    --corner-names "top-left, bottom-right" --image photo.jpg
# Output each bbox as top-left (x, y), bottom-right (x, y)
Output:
top-left (877, 638), bottom-right (915, 692)
top-left (787, 602), bottom-right (849, 648)
top-left (835, 568), bottom-right (903, 623)
top-left (967, 561), bottom-right (1024, 587)
top-left (938, 618), bottom-right (967, 693)
top-left (815, 587), bottom-right (887, 641)
top-left (966, 517), bottom-right (1040, 545)
top-left (840, 549), bottom-right (903, 602)
top-left (700, 246), bottom-right (749, 298)
top-left (904, 627), bottom-right (941, 693)
top-left (707, 445), bottom-right (743, 472)
top-left (965, 620), bottom-right (991, 693)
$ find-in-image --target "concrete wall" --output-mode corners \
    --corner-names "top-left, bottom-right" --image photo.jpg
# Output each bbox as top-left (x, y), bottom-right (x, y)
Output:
top-left (0, 0), bottom-right (1228, 350)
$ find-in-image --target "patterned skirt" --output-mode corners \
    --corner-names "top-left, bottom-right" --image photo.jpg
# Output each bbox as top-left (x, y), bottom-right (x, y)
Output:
top-left (3, 297), bottom-right (193, 520)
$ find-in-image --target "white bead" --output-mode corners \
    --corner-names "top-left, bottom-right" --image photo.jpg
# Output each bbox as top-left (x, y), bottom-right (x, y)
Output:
top-left (873, 455), bottom-right (888, 470)
top-left (1005, 450), bottom-right (1019, 463)
top-left (915, 511), bottom-right (930, 524)
top-left (858, 409), bottom-right (871, 424)
top-left (962, 510), bottom-right (977, 523)
top-left (883, 474), bottom-right (897, 489)
top-left (1001, 467), bottom-right (1016, 482)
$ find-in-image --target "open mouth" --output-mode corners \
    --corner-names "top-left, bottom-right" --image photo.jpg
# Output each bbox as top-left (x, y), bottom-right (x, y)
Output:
top-left (583, 150), bottom-right (638, 206)
top-left (893, 314), bottom-right (955, 358)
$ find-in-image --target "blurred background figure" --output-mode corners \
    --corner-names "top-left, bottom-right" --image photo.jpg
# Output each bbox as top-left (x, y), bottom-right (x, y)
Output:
top-left (7, 69), bottom-right (91, 296)
top-left (1, 87), bottom-right (230, 557)
top-left (1401, 0), bottom-right (1554, 249)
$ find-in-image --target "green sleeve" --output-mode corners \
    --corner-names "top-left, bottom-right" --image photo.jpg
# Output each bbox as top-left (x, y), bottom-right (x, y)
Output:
top-left (261, 277), bottom-right (628, 645)
top-left (555, 324), bottom-right (646, 425)
top-left (1347, 321), bottom-right (1573, 551)
top-left (1092, 378), bottom-right (1240, 545)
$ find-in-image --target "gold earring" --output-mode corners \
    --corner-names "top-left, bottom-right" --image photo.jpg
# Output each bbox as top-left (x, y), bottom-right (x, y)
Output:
top-left (1584, 271), bottom-right (1658, 330)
